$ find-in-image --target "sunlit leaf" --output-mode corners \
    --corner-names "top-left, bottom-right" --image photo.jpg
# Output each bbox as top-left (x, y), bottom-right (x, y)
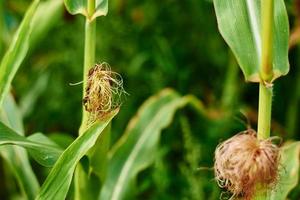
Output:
top-left (0, 0), bottom-right (40, 106)
top-left (99, 89), bottom-right (199, 200)
top-left (213, 0), bottom-right (289, 82)
top-left (36, 109), bottom-right (119, 200)
top-left (92, 0), bottom-right (108, 20)
top-left (64, 0), bottom-right (108, 19)
top-left (64, 0), bottom-right (87, 16)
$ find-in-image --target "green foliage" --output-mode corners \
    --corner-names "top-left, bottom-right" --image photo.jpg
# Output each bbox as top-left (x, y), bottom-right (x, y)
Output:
top-left (100, 89), bottom-right (198, 200)
top-left (0, 0), bottom-right (39, 106)
top-left (0, 121), bottom-right (62, 167)
top-left (0, 1), bottom-right (65, 197)
top-left (0, 94), bottom-right (39, 199)
top-left (93, 0), bottom-right (109, 19)
top-left (36, 109), bottom-right (118, 200)
top-left (179, 116), bottom-right (204, 200)
top-left (270, 142), bottom-right (300, 199)
top-left (64, 0), bottom-right (87, 16)
top-left (64, 0), bottom-right (108, 19)
top-left (213, 0), bottom-right (289, 82)
top-left (88, 124), bottom-right (111, 181)
top-left (0, 0), bottom-right (299, 200)
top-left (213, 0), bottom-right (300, 199)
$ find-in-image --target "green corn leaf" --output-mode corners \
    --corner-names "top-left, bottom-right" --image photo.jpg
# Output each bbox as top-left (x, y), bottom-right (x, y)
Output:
top-left (64, 0), bottom-right (87, 16)
top-left (74, 163), bottom-right (102, 200)
top-left (0, 94), bottom-right (39, 199)
top-left (213, 0), bottom-right (289, 82)
top-left (1, 94), bottom-right (24, 134)
top-left (64, 0), bottom-right (108, 19)
top-left (92, 0), bottom-right (108, 20)
top-left (73, 125), bottom-right (112, 200)
top-left (0, 121), bottom-right (63, 167)
top-left (36, 109), bottom-right (119, 200)
top-left (270, 142), bottom-right (300, 200)
top-left (0, 0), bottom-right (40, 106)
top-left (88, 123), bottom-right (111, 181)
top-left (99, 89), bottom-right (198, 200)
top-left (27, 133), bottom-right (63, 166)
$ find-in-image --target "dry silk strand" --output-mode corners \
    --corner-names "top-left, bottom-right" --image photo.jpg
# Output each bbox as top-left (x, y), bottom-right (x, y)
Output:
top-left (83, 62), bottom-right (126, 123)
top-left (214, 129), bottom-right (280, 200)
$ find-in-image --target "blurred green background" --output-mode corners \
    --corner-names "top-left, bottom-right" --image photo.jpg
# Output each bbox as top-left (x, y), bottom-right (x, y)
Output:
top-left (0, 0), bottom-right (299, 199)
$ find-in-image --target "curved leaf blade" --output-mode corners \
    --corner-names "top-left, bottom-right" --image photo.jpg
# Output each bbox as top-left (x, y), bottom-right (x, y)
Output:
top-left (92, 0), bottom-right (108, 20)
top-left (0, 94), bottom-right (39, 199)
top-left (99, 89), bottom-right (194, 200)
top-left (27, 133), bottom-right (63, 167)
top-left (213, 0), bottom-right (289, 82)
top-left (1, 94), bottom-right (24, 134)
top-left (0, 0), bottom-right (40, 106)
top-left (36, 109), bottom-right (119, 200)
top-left (0, 121), bottom-right (63, 167)
top-left (64, 0), bottom-right (108, 18)
top-left (64, 0), bottom-right (87, 16)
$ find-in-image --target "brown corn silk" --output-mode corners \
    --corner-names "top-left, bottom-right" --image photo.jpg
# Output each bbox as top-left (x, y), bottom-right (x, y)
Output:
top-left (214, 130), bottom-right (279, 200)
top-left (83, 63), bottom-right (126, 123)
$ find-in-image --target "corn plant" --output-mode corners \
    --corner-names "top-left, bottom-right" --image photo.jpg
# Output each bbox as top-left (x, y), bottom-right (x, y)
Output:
top-left (1, 0), bottom-right (300, 200)
top-left (0, 0), bottom-right (205, 199)
top-left (213, 0), bottom-right (300, 199)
